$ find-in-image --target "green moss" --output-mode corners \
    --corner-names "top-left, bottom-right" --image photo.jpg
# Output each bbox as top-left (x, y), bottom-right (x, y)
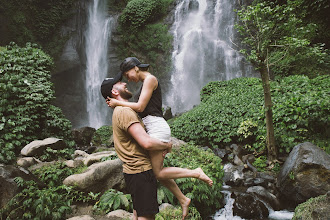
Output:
top-left (292, 194), bottom-right (328, 220)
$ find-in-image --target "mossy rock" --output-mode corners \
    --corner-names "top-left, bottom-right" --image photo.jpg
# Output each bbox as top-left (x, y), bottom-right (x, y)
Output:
top-left (292, 192), bottom-right (330, 220)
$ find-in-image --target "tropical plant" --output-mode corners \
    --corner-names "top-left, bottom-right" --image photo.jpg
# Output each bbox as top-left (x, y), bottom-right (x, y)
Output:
top-left (93, 189), bottom-right (132, 214)
top-left (163, 143), bottom-right (224, 218)
top-left (0, 178), bottom-right (72, 220)
top-left (235, 0), bottom-right (329, 161)
top-left (0, 42), bottom-right (74, 164)
top-left (156, 206), bottom-right (201, 220)
top-left (91, 125), bottom-right (113, 147)
top-left (170, 75), bottom-right (329, 154)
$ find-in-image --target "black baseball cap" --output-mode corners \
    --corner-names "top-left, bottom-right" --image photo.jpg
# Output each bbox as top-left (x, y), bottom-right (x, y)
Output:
top-left (100, 72), bottom-right (122, 99)
top-left (120, 57), bottom-right (150, 74)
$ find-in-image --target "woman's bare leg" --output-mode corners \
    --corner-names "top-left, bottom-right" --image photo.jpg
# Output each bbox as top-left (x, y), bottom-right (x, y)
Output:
top-left (149, 150), bottom-right (213, 186)
top-left (159, 179), bottom-right (191, 219)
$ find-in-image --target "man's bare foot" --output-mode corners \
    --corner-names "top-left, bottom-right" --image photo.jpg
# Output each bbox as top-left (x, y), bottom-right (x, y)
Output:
top-left (196, 168), bottom-right (213, 186)
top-left (181, 197), bottom-right (191, 219)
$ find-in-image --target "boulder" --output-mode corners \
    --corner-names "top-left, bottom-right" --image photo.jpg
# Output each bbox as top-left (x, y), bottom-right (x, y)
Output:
top-left (83, 151), bottom-right (116, 166)
top-left (292, 192), bottom-right (330, 220)
top-left (72, 127), bottom-right (96, 146)
top-left (232, 192), bottom-right (269, 219)
top-left (170, 137), bottom-right (186, 150)
top-left (222, 163), bottom-right (245, 186)
top-left (66, 215), bottom-right (95, 220)
top-left (21, 137), bottom-right (66, 156)
top-left (106, 209), bottom-right (133, 219)
top-left (247, 186), bottom-right (281, 210)
top-left (0, 164), bottom-right (45, 209)
top-left (277, 142), bottom-right (330, 207)
top-left (17, 157), bottom-right (40, 168)
top-left (63, 159), bottom-right (125, 193)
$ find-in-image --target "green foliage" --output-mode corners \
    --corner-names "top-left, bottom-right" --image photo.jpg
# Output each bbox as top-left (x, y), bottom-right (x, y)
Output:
top-left (171, 77), bottom-right (264, 149)
top-left (157, 184), bottom-right (175, 205)
top-left (32, 162), bottom-right (77, 187)
top-left (272, 75), bottom-right (330, 152)
top-left (292, 193), bottom-right (328, 220)
top-left (38, 147), bottom-right (75, 162)
top-left (235, 0), bottom-right (329, 78)
top-left (0, 178), bottom-right (72, 220)
top-left (170, 76), bottom-right (329, 154)
top-left (252, 156), bottom-right (267, 172)
top-left (119, 0), bottom-right (171, 32)
top-left (156, 206), bottom-right (201, 220)
top-left (92, 125), bottom-right (113, 147)
top-left (101, 154), bottom-right (118, 162)
top-left (0, 43), bottom-right (74, 164)
top-left (93, 189), bottom-right (132, 214)
top-left (0, 0), bottom-right (78, 57)
top-left (163, 143), bottom-right (224, 218)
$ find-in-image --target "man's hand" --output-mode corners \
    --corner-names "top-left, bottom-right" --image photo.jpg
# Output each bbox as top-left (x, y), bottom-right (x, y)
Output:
top-left (162, 141), bottom-right (172, 157)
top-left (106, 97), bottom-right (119, 108)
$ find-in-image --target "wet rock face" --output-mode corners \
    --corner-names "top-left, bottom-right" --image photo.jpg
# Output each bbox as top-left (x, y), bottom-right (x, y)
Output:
top-left (72, 126), bottom-right (96, 147)
top-left (232, 192), bottom-right (269, 219)
top-left (277, 142), bottom-right (330, 207)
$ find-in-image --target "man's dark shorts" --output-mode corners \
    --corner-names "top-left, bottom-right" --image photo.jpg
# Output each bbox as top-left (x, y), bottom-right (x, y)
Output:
top-left (124, 169), bottom-right (159, 217)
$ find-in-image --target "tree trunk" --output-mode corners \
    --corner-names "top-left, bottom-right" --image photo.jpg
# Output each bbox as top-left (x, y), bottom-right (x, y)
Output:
top-left (259, 64), bottom-right (277, 161)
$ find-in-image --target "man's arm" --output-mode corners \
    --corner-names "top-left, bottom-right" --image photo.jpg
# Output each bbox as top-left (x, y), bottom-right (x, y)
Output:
top-left (128, 122), bottom-right (171, 151)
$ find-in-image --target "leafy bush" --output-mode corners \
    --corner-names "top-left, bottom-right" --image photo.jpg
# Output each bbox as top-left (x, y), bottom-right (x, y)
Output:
top-left (252, 156), bottom-right (268, 172)
top-left (37, 147), bottom-right (75, 162)
top-left (93, 189), bottom-right (132, 214)
top-left (171, 77), bottom-right (264, 149)
top-left (163, 143), bottom-right (224, 218)
top-left (119, 0), bottom-right (171, 32)
top-left (0, 42), bottom-right (74, 164)
top-left (92, 125), bottom-right (113, 147)
top-left (170, 76), bottom-right (329, 154)
top-left (32, 162), bottom-right (78, 187)
top-left (272, 75), bottom-right (329, 152)
top-left (0, 178), bottom-right (72, 220)
top-left (0, 0), bottom-right (77, 57)
top-left (156, 206), bottom-right (201, 220)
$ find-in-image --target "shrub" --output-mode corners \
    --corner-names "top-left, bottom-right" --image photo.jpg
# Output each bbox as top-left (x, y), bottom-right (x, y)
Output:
top-left (156, 206), bottom-right (201, 219)
top-left (92, 125), bottom-right (113, 147)
top-left (170, 75), bottom-right (329, 154)
top-left (0, 42), bottom-right (74, 164)
top-left (163, 143), bottom-right (224, 218)
top-left (93, 189), bottom-right (132, 214)
top-left (0, 178), bottom-right (72, 220)
top-left (272, 75), bottom-right (330, 152)
top-left (119, 0), bottom-right (171, 32)
top-left (171, 77), bottom-right (264, 149)
top-left (31, 162), bottom-right (79, 187)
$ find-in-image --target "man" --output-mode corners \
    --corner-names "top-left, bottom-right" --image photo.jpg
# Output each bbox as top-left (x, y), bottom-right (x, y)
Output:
top-left (100, 73), bottom-right (172, 220)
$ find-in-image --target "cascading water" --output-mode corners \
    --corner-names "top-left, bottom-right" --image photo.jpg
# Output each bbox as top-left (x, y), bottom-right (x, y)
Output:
top-left (85, 0), bottom-right (112, 129)
top-left (165, 0), bottom-right (256, 113)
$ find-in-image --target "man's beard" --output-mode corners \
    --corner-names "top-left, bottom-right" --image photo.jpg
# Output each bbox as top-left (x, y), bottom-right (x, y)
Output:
top-left (119, 88), bottom-right (133, 100)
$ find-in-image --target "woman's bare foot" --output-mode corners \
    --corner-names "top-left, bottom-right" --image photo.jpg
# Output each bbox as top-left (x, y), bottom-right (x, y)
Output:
top-left (196, 168), bottom-right (213, 186)
top-left (181, 197), bottom-right (191, 219)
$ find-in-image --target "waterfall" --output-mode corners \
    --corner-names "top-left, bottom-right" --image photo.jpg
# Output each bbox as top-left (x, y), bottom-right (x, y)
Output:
top-left (165, 0), bottom-right (256, 114)
top-left (85, 0), bottom-right (112, 129)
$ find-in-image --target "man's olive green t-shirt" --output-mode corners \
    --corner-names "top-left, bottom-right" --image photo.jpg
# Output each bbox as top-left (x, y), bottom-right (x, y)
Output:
top-left (112, 106), bottom-right (153, 174)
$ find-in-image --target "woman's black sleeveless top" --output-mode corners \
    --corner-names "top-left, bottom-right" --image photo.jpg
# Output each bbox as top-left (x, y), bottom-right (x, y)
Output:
top-left (134, 81), bottom-right (163, 118)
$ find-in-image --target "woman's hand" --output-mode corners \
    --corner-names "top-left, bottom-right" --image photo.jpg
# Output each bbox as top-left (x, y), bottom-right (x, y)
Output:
top-left (106, 97), bottom-right (119, 108)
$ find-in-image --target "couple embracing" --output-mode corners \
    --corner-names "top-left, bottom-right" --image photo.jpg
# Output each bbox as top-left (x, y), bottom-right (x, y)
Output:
top-left (101, 57), bottom-right (213, 220)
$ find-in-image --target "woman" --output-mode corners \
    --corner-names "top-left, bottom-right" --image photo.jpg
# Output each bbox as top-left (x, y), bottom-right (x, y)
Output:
top-left (107, 57), bottom-right (213, 219)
